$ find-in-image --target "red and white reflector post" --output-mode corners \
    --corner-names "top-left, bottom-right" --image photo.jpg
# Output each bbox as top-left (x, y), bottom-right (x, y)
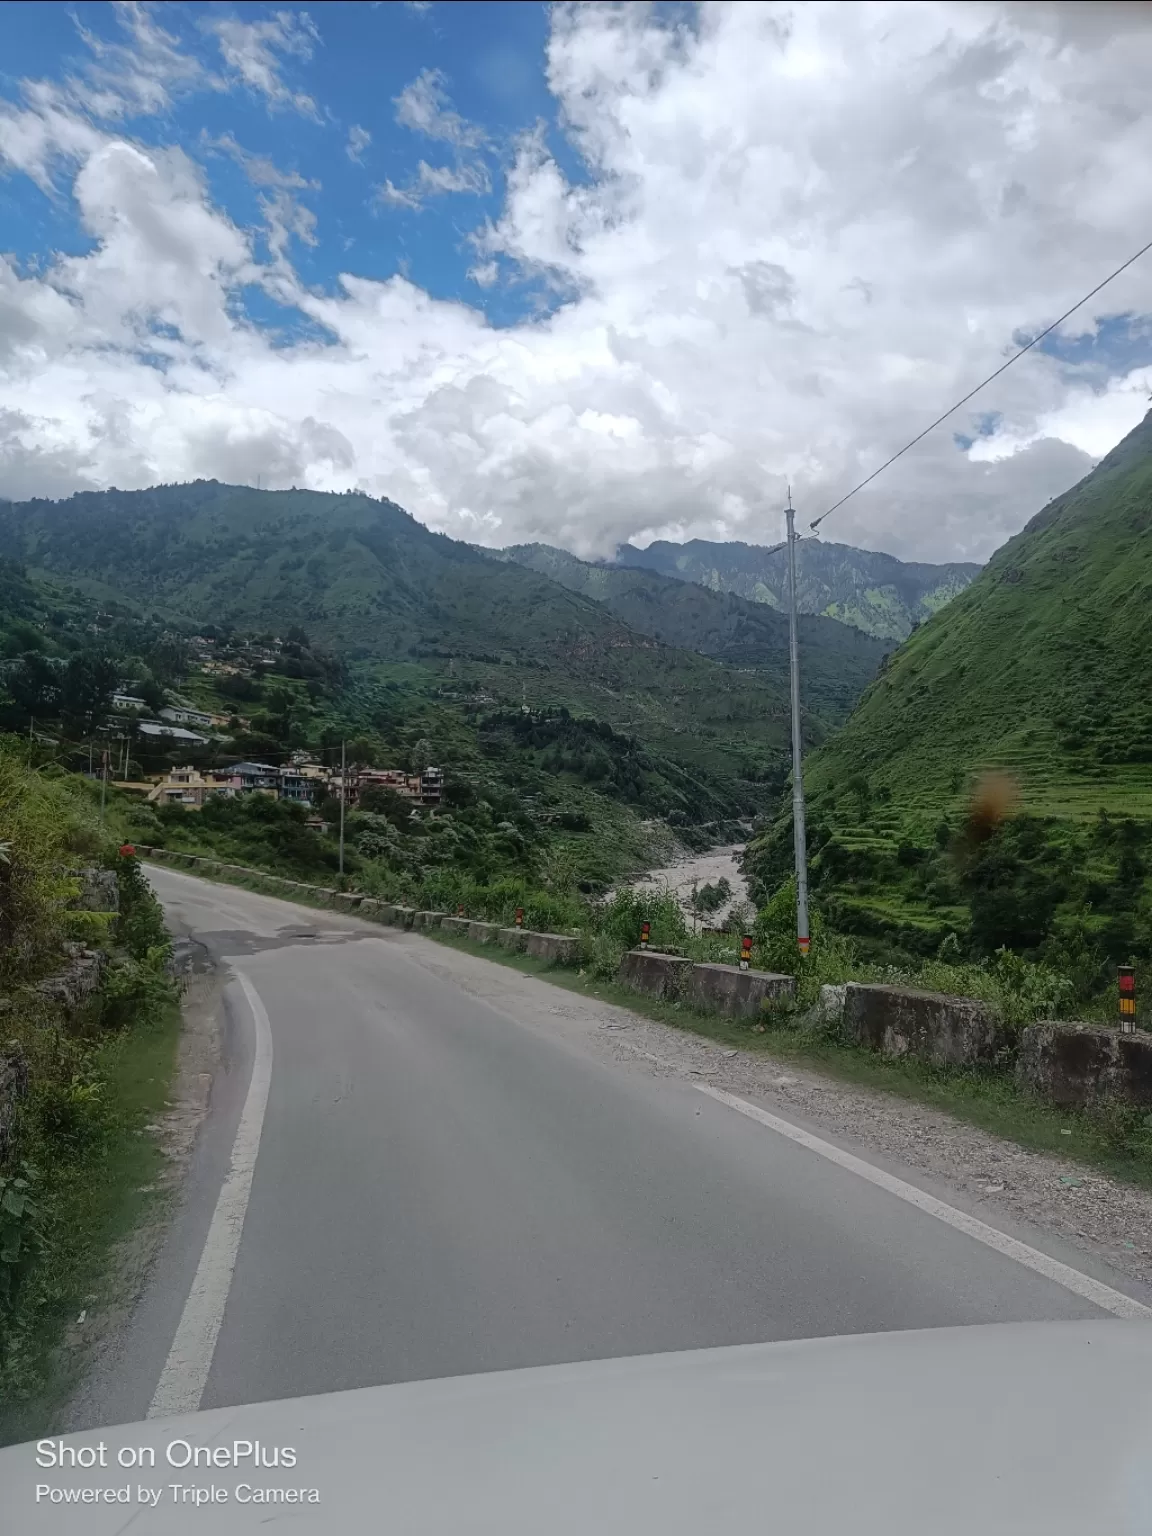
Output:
top-left (739, 935), bottom-right (753, 971)
top-left (1119, 965), bottom-right (1137, 1034)
top-left (639, 921), bottom-right (651, 950)
top-left (457, 904), bottom-right (466, 918)
top-left (798, 934), bottom-right (811, 956)
top-left (514, 907), bottom-right (524, 929)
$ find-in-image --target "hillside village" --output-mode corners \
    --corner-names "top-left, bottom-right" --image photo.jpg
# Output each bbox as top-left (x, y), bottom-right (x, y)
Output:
top-left (101, 631), bottom-right (446, 817)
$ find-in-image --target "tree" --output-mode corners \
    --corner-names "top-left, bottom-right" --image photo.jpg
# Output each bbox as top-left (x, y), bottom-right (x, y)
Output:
top-left (409, 737), bottom-right (434, 773)
top-left (146, 636), bottom-right (190, 687)
top-left (60, 650), bottom-right (120, 733)
top-left (7, 651), bottom-right (61, 716)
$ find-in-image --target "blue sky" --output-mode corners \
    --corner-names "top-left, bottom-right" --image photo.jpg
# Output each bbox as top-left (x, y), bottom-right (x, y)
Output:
top-left (0, 2), bottom-right (1150, 563)
top-left (0, 0), bottom-right (570, 327)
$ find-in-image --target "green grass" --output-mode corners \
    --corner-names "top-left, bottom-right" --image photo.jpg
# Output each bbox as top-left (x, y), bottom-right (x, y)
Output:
top-left (0, 997), bottom-right (182, 1446)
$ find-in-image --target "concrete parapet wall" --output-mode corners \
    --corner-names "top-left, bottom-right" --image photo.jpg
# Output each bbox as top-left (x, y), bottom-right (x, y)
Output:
top-left (524, 931), bottom-right (582, 965)
top-left (617, 950), bottom-right (692, 1000)
top-left (844, 983), bottom-right (1003, 1067)
top-left (1017, 1022), bottom-right (1152, 1108)
top-left (683, 962), bottom-right (794, 1018)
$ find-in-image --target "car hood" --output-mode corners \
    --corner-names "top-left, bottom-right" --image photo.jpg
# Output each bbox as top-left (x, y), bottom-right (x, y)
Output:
top-left (4, 1320), bottom-right (1152, 1534)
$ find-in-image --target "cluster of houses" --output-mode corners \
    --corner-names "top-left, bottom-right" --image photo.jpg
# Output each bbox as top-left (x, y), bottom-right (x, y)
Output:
top-left (111, 693), bottom-right (234, 747)
top-left (145, 760), bottom-right (444, 814)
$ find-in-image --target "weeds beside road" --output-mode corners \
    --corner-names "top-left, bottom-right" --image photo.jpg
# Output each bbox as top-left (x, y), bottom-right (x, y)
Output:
top-left (0, 751), bottom-right (182, 1444)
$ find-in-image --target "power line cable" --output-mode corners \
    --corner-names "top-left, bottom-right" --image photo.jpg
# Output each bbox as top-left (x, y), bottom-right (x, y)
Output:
top-left (809, 233), bottom-right (1152, 532)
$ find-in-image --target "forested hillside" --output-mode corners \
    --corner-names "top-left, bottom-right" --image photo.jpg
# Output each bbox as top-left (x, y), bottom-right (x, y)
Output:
top-left (0, 483), bottom-right (885, 832)
top-left (496, 542), bottom-right (887, 725)
top-left (747, 410), bottom-right (1152, 974)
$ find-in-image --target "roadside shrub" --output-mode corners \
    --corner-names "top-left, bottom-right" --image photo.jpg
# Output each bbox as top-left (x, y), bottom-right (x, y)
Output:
top-left (875, 947), bottom-right (1074, 1032)
top-left (0, 746), bottom-right (90, 983)
top-left (522, 890), bottom-right (585, 934)
top-left (586, 932), bottom-right (626, 982)
top-left (0, 1164), bottom-right (43, 1313)
top-left (114, 856), bottom-right (171, 960)
top-left (31, 1075), bottom-right (107, 1154)
top-left (99, 946), bottom-right (177, 1032)
top-left (597, 888), bottom-right (688, 951)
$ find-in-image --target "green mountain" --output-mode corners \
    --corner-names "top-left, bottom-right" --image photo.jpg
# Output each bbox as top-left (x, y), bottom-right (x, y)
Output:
top-left (494, 542), bottom-right (888, 724)
top-left (616, 536), bottom-right (980, 640)
top-left (0, 481), bottom-right (879, 836)
top-left (746, 410), bottom-right (1152, 967)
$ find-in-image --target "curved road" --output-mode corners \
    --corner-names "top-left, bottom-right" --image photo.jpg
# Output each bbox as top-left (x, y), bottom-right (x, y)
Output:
top-left (73, 865), bottom-right (1146, 1430)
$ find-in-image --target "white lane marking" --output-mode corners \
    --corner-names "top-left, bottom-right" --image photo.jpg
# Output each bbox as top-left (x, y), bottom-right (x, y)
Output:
top-left (696, 1084), bottom-right (1152, 1322)
top-left (148, 971), bottom-right (274, 1418)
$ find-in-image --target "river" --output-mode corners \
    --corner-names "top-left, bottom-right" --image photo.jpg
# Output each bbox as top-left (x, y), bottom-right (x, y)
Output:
top-left (626, 842), bottom-right (751, 927)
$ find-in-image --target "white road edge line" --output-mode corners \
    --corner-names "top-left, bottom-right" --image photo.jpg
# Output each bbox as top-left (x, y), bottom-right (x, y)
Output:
top-left (147, 971), bottom-right (274, 1418)
top-left (696, 1083), bottom-right (1152, 1322)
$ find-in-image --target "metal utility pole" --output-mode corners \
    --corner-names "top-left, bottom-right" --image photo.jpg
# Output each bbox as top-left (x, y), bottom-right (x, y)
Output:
top-left (99, 749), bottom-right (109, 828)
top-left (338, 740), bottom-right (346, 877)
top-left (784, 489), bottom-right (811, 956)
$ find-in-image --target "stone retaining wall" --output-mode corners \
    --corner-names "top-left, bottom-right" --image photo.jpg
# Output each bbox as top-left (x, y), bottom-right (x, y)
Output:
top-left (75, 868), bottom-right (119, 913)
top-left (35, 944), bottom-right (107, 1014)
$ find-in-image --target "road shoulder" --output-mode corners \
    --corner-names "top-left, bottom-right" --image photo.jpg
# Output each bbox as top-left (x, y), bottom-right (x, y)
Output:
top-left (404, 933), bottom-right (1152, 1301)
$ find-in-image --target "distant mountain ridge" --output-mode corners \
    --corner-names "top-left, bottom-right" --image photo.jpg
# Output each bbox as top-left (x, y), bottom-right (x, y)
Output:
top-left (0, 481), bottom-right (886, 823)
top-left (495, 541), bottom-right (887, 725)
top-left (614, 537), bottom-right (981, 640)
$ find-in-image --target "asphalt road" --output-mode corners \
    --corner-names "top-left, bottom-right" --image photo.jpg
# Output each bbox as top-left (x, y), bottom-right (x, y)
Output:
top-left (74, 865), bottom-right (1132, 1430)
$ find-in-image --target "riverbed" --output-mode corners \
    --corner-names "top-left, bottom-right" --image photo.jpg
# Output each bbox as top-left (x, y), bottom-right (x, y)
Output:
top-left (626, 843), bottom-right (750, 927)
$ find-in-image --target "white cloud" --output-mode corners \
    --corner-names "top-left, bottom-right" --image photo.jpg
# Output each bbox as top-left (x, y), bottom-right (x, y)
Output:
top-left (2, 2), bottom-right (1152, 566)
top-left (375, 178), bottom-right (423, 210)
top-left (346, 124), bottom-right (371, 163)
top-left (376, 69), bottom-right (491, 208)
top-left (202, 130), bottom-right (317, 191)
top-left (71, 1), bottom-right (213, 118)
top-left (204, 8), bottom-right (321, 118)
top-left (468, 260), bottom-right (499, 289)
top-left (394, 68), bottom-right (486, 149)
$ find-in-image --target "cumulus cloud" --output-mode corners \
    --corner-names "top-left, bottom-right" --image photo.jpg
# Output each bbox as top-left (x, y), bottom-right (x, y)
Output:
top-left (2, 1), bottom-right (1152, 565)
